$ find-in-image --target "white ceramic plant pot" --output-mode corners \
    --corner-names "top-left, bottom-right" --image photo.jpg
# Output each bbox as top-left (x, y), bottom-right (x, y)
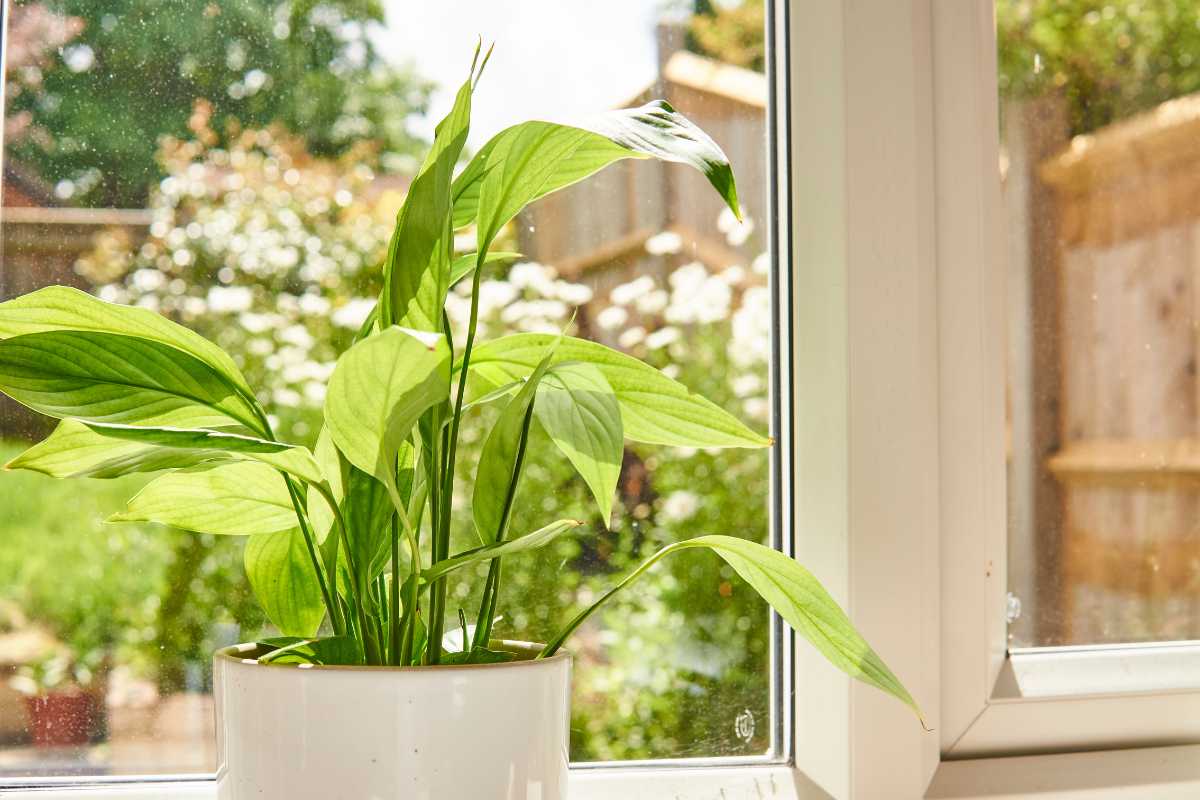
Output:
top-left (214, 641), bottom-right (571, 799)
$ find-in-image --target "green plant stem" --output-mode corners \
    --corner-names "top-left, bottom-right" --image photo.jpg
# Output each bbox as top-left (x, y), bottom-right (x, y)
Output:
top-left (425, 310), bottom-right (456, 666)
top-left (389, 514), bottom-right (401, 665)
top-left (539, 541), bottom-right (692, 658)
top-left (313, 481), bottom-right (375, 662)
top-left (243, 400), bottom-right (342, 637)
top-left (471, 400), bottom-right (537, 650)
top-left (382, 478), bottom-right (422, 665)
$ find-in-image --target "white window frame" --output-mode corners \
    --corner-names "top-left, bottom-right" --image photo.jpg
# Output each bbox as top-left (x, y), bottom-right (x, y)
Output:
top-left (9, 2), bottom-right (1200, 798)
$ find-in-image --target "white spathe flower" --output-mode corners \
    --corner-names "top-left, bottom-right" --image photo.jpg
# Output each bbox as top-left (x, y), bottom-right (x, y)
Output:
top-left (618, 326), bottom-right (646, 349)
top-left (644, 230), bottom-right (683, 256)
top-left (610, 275), bottom-right (656, 307)
top-left (207, 285), bottom-right (253, 313)
top-left (660, 491), bottom-right (700, 522)
top-left (644, 326), bottom-right (680, 350)
top-left (595, 306), bottom-right (628, 331)
top-left (332, 297), bottom-right (376, 329)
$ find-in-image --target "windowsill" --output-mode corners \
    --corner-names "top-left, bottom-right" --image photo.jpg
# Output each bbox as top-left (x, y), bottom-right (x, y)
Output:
top-left (999, 640), bottom-right (1200, 699)
top-left (0, 764), bottom-right (816, 800)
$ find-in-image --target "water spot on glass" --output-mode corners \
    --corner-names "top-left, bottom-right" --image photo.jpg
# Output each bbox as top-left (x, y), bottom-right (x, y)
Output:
top-left (734, 709), bottom-right (755, 743)
top-left (1005, 591), bottom-right (1022, 624)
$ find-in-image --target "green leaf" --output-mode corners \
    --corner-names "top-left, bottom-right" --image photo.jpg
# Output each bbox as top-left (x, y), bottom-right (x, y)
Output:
top-left (468, 334), bottom-right (771, 448)
top-left (382, 74), bottom-right (473, 331)
top-left (244, 528), bottom-right (326, 638)
top-left (448, 251), bottom-right (522, 287)
top-left (0, 330), bottom-right (264, 433)
top-left (324, 326), bottom-right (450, 494)
top-left (110, 462), bottom-right (296, 535)
top-left (471, 342), bottom-right (558, 543)
top-left (423, 519), bottom-right (586, 584)
top-left (543, 535), bottom-right (924, 725)
top-left (0, 285), bottom-right (255, 399)
top-left (56, 421), bottom-right (322, 483)
top-left (451, 100), bottom-right (740, 232)
top-left (442, 647), bottom-right (517, 665)
top-left (535, 363), bottom-right (623, 524)
top-left (257, 636), bottom-right (363, 666)
top-left (5, 419), bottom-right (222, 479)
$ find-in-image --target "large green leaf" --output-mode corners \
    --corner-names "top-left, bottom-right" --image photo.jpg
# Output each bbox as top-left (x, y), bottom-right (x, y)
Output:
top-left (323, 326), bottom-right (450, 500)
top-left (244, 528), bottom-right (326, 637)
top-left (451, 100), bottom-right (740, 231)
top-left (423, 519), bottom-right (585, 584)
top-left (535, 363), bottom-right (622, 524)
top-left (0, 330), bottom-right (264, 433)
top-left (13, 421), bottom-right (322, 483)
top-left (0, 285), bottom-right (254, 399)
top-left (382, 73), bottom-right (473, 331)
top-left (5, 419), bottom-right (221, 478)
top-left (468, 334), bottom-right (770, 448)
top-left (472, 342), bottom-right (557, 544)
top-left (542, 535), bottom-right (923, 724)
top-left (110, 461), bottom-right (296, 535)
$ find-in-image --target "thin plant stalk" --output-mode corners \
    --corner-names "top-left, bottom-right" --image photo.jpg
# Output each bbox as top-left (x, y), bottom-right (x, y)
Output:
top-left (472, 401), bottom-right (537, 650)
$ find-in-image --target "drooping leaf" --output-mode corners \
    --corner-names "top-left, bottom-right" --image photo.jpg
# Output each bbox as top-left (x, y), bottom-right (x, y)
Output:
top-left (5, 419), bottom-right (222, 479)
top-left (323, 326), bottom-right (450, 499)
top-left (471, 342), bottom-right (558, 543)
top-left (51, 421), bottom-right (321, 483)
top-left (0, 330), bottom-right (264, 433)
top-left (535, 363), bottom-right (623, 524)
top-left (442, 647), bottom-right (517, 665)
top-left (382, 74), bottom-right (473, 331)
top-left (0, 285), bottom-right (255, 399)
top-left (542, 535), bottom-right (924, 725)
top-left (110, 462), bottom-right (296, 535)
top-left (257, 635), bottom-right (363, 666)
top-left (468, 334), bottom-right (771, 448)
top-left (451, 100), bottom-right (740, 232)
top-left (244, 528), bottom-right (326, 637)
top-left (423, 519), bottom-right (585, 584)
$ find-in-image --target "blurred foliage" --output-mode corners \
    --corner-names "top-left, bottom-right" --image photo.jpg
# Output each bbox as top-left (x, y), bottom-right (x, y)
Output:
top-left (686, 1), bottom-right (1200, 136)
top-left (4, 0), bottom-right (432, 207)
top-left (997, 0), bottom-right (1200, 134)
top-left (687, 0), bottom-right (765, 72)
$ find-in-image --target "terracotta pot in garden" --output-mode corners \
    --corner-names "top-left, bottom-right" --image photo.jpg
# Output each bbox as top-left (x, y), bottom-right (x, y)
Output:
top-left (24, 690), bottom-right (103, 747)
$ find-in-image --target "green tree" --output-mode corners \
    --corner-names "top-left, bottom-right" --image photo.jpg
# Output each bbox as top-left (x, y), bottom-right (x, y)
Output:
top-left (5, 0), bottom-right (432, 207)
top-left (997, 0), bottom-right (1200, 134)
top-left (687, 0), bottom-right (765, 73)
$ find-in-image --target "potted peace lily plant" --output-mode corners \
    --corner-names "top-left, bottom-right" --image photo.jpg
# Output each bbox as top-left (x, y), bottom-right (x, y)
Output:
top-left (0, 47), bottom-right (921, 798)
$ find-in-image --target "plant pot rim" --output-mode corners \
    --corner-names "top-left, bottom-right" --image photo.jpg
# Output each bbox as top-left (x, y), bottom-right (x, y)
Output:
top-left (215, 639), bottom-right (570, 672)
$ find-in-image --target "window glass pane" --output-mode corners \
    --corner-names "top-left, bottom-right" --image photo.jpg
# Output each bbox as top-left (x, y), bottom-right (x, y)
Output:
top-left (1000, 0), bottom-right (1200, 646)
top-left (0, 0), bottom-right (775, 778)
